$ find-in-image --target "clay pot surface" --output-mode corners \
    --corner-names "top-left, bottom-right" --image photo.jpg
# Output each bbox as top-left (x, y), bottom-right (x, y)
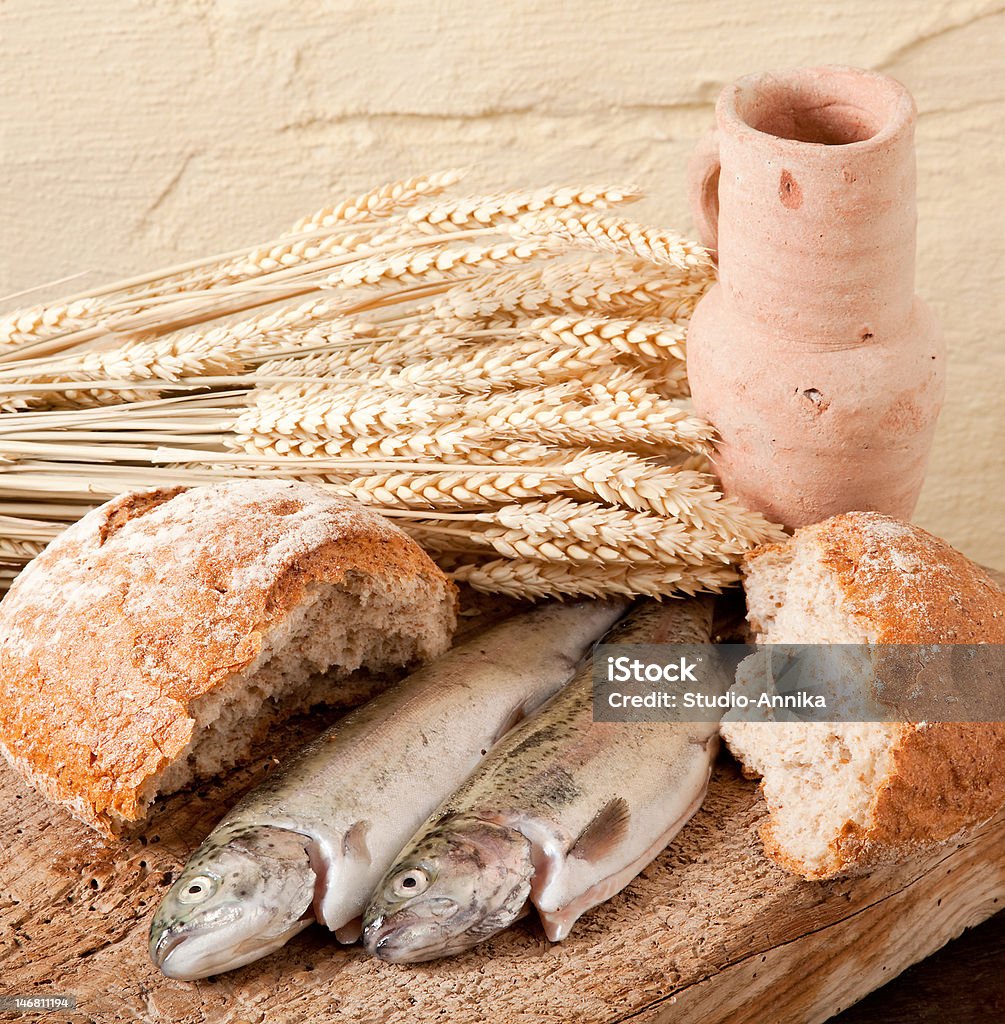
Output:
top-left (686, 65), bottom-right (945, 529)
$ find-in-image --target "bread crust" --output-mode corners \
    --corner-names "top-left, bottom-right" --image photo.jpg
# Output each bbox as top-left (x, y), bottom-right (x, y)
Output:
top-left (740, 512), bottom-right (1005, 878)
top-left (797, 512), bottom-right (1005, 644)
top-left (0, 480), bottom-right (456, 835)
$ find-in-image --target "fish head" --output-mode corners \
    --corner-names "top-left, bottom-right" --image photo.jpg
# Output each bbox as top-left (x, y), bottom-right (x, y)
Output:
top-left (362, 815), bottom-right (533, 963)
top-left (149, 825), bottom-right (317, 980)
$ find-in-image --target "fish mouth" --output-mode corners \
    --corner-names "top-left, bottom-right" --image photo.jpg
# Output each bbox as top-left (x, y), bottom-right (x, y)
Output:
top-left (363, 914), bottom-right (413, 962)
top-left (148, 905), bottom-right (245, 979)
top-left (151, 911), bottom-right (315, 981)
top-left (151, 927), bottom-right (213, 980)
top-left (150, 928), bottom-right (187, 967)
top-left (371, 930), bottom-right (432, 964)
top-left (364, 915), bottom-right (462, 964)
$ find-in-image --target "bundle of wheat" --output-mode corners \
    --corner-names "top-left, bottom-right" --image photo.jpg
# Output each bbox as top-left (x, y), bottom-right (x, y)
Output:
top-left (0, 171), bottom-right (784, 598)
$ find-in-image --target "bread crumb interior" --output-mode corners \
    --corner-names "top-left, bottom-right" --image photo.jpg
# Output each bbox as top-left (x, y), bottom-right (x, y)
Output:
top-left (126, 573), bottom-right (445, 827)
top-left (722, 542), bottom-right (899, 875)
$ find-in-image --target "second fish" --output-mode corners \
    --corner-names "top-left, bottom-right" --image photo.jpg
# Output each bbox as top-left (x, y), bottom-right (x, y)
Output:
top-left (362, 598), bottom-right (721, 962)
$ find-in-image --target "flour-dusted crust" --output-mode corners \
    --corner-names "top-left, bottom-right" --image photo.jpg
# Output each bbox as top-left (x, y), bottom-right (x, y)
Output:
top-left (0, 480), bottom-right (457, 835)
top-left (735, 512), bottom-right (1005, 879)
top-left (792, 512), bottom-right (1005, 644)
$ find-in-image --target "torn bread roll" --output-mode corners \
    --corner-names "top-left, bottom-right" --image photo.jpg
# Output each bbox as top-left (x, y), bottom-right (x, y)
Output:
top-left (721, 511), bottom-right (1005, 880)
top-left (0, 480), bottom-right (457, 836)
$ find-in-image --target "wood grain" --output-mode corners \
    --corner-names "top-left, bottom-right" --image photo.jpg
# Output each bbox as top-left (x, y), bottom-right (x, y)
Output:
top-left (1, 583), bottom-right (1003, 1023)
top-left (2, 754), bottom-right (1002, 1024)
top-left (833, 909), bottom-right (1005, 1023)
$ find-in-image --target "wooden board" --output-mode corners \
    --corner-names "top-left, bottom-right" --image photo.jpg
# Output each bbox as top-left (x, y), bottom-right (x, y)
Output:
top-left (835, 910), bottom-right (1005, 1023)
top-left (2, 585), bottom-right (1003, 1024)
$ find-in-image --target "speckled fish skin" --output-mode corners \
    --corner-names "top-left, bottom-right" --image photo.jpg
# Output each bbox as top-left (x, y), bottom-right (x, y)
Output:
top-left (150, 825), bottom-right (315, 981)
top-left (362, 598), bottom-right (720, 963)
top-left (149, 598), bottom-right (629, 979)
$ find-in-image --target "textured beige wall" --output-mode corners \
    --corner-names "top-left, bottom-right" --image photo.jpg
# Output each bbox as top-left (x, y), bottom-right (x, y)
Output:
top-left (2, 0), bottom-right (1002, 564)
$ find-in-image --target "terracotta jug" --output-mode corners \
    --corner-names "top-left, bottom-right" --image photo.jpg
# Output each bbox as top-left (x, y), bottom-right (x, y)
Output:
top-left (686, 65), bottom-right (944, 529)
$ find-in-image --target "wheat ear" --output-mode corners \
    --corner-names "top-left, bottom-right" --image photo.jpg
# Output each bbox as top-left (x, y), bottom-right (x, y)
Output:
top-left (405, 184), bottom-right (643, 232)
top-left (419, 498), bottom-right (743, 564)
top-left (285, 449), bottom-right (699, 510)
top-left (434, 257), bottom-right (706, 321)
top-left (516, 211), bottom-right (714, 272)
top-left (325, 240), bottom-right (550, 289)
top-left (236, 373), bottom-right (707, 457)
top-left (288, 169), bottom-right (465, 234)
top-left (0, 299), bottom-right (107, 351)
top-left (446, 557), bottom-right (739, 599)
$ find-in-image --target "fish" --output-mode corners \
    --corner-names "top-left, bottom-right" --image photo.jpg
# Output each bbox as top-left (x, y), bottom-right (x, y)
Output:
top-left (149, 598), bottom-right (629, 980)
top-left (361, 598), bottom-right (721, 963)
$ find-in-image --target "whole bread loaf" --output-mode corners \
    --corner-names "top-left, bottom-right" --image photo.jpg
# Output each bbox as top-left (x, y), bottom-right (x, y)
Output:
top-left (0, 479), bottom-right (457, 836)
top-left (721, 511), bottom-right (1005, 879)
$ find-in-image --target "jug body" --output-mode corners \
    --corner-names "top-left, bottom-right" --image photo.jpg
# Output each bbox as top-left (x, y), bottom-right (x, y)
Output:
top-left (686, 66), bottom-right (945, 529)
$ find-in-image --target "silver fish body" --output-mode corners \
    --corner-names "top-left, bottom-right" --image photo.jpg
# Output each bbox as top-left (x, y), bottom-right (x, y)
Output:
top-left (149, 598), bottom-right (628, 979)
top-left (363, 598), bottom-right (720, 962)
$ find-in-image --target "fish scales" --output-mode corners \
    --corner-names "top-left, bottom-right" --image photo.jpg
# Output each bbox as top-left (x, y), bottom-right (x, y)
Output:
top-left (149, 598), bottom-right (628, 979)
top-left (224, 601), bottom-right (625, 844)
top-left (363, 598), bottom-right (722, 962)
top-left (437, 599), bottom-right (714, 835)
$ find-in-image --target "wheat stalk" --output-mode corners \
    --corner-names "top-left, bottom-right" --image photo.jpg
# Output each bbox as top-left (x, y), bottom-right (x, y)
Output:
top-left (256, 333), bottom-right (646, 398)
top-left (211, 227), bottom-right (389, 285)
top-left (482, 386), bottom-right (709, 449)
top-left (0, 333), bottom-right (243, 381)
top-left (384, 312), bottom-right (691, 364)
top-left (288, 169), bottom-right (465, 234)
top-left (106, 173), bottom-right (463, 299)
top-left (328, 469), bottom-right (563, 509)
top-left (433, 256), bottom-right (706, 321)
top-left (0, 536), bottom-right (48, 562)
top-left (447, 557), bottom-right (739, 599)
top-left (414, 498), bottom-right (745, 566)
top-left (236, 372), bottom-right (708, 459)
top-left (530, 314), bottom-right (688, 361)
top-left (283, 448), bottom-right (707, 511)
top-left (169, 297), bottom-right (355, 361)
top-left (0, 234), bottom-right (447, 366)
top-left (0, 172), bottom-right (785, 600)
top-left (0, 301), bottom-right (353, 410)
top-left (324, 239), bottom-right (550, 289)
top-left (0, 299), bottom-right (107, 351)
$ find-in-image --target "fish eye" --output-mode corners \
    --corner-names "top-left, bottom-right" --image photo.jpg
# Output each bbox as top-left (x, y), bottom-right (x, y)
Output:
top-left (389, 866), bottom-right (431, 899)
top-left (176, 874), bottom-right (218, 905)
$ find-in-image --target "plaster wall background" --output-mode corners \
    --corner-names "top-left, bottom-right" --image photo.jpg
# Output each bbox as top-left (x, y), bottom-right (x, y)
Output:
top-left (2, 0), bottom-right (1002, 563)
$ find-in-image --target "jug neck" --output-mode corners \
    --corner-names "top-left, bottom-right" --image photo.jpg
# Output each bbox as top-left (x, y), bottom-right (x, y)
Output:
top-left (714, 67), bottom-right (919, 343)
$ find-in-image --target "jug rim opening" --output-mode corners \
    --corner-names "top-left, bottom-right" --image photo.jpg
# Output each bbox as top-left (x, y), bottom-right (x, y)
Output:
top-left (719, 65), bottom-right (915, 151)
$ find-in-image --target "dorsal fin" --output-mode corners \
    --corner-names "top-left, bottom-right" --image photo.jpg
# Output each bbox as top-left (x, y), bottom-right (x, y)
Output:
top-left (569, 797), bottom-right (631, 863)
top-left (342, 821), bottom-right (370, 863)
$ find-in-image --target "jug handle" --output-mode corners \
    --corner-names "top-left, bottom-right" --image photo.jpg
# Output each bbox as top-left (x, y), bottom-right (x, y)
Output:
top-left (687, 128), bottom-right (721, 257)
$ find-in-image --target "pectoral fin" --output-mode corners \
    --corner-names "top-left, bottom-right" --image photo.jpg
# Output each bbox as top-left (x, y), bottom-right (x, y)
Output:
top-left (342, 821), bottom-right (371, 863)
top-left (334, 916), bottom-right (363, 944)
top-left (539, 785), bottom-right (708, 943)
top-left (568, 797), bottom-right (631, 864)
